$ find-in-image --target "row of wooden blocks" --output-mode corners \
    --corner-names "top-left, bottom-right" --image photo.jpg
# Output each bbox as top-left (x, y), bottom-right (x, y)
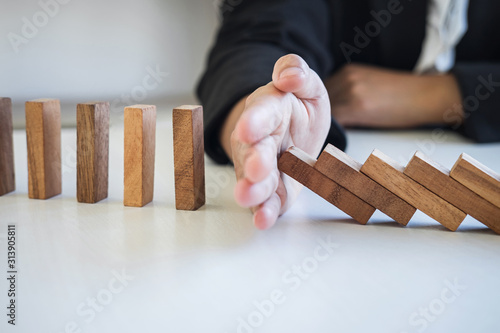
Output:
top-left (278, 145), bottom-right (500, 234)
top-left (0, 98), bottom-right (205, 211)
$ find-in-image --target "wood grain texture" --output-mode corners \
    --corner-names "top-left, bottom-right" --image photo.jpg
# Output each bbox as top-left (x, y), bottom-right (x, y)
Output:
top-left (77, 102), bottom-right (110, 203)
top-left (316, 144), bottom-right (416, 225)
top-left (278, 146), bottom-right (375, 224)
top-left (360, 149), bottom-right (466, 231)
top-left (450, 153), bottom-right (500, 208)
top-left (405, 151), bottom-right (500, 234)
top-left (25, 99), bottom-right (61, 199)
top-left (173, 105), bottom-right (205, 210)
top-left (124, 105), bottom-right (156, 207)
top-left (0, 98), bottom-right (15, 196)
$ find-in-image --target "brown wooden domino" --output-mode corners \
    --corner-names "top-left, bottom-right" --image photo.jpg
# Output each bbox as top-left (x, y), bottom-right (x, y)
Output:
top-left (405, 151), bottom-right (500, 234)
top-left (0, 98), bottom-right (15, 196)
top-left (278, 146), bottom-right (375, 224)
top-left (315, 144), bottom-right (416, 225)
top-left (124, 105), bottom-right (156, 207)
top-left (77, 102), bottom-right (110, 203)
top-left (25, 98), bottom-right (61, 199)
top-left (360, 149), bottom-right (466, 231)
top-left (450, 153), bottom-right (500, 208)
top-left (173, 105), bottom-right (205, 210)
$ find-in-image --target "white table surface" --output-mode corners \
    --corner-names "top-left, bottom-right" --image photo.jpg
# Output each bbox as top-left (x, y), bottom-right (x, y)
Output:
top-left (1, 109), bottom-right (500, 333)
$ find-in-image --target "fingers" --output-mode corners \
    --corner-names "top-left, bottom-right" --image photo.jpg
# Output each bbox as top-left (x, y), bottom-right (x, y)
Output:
top-left (234, 169), bottom-right (280, 208)
top-left (253, 192), bottom-right (282, 230)
top-left (272, 54), bottom-right (328, 100)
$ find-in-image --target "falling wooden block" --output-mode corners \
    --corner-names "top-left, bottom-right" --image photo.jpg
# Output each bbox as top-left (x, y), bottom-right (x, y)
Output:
top-left (77, 102), bottom-right (110, 203)
top-left (360, 149), bottom-right (466, 231)
top-left (315, 144), bottom-right (416, 225)
top-left (173, 105), bottom-right (205, 210)
top-left (405, 151), bottom-right (500, 234)
top-left (124, 105), bottom-right (156, 207)
top-left (450, 153), bottom-right (500, 208)
top-left (278, 146), bottom-right (375, 224)
top-left (25, 99), bottom-right (61, 199)
top-left (0, 98), bottom-right (15, 196)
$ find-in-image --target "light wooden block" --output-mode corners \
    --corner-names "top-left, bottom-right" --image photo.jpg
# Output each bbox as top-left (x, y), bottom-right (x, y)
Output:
top-left (25, 98), bottom-right (61, 199)
top-left (405, 151), bottom-right (500, 234)
top-left (173, 105), bottom-right (205, 210)
top-left (0, 98), bottom-right (15, 196)
top-left (124, 105), bottom-right (156, 207)
top-left (316, 144), bottom-right (416, 225)
top-left (360, 149), bottom-right (466, 231)
top-left (278, 146), bottom-right (375, 224)
top-left (450, 153), bottom-right (500, 208)
top-left (77, 102), bottom-right (110, 203)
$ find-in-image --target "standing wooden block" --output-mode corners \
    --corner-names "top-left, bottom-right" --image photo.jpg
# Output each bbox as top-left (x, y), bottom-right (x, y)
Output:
top-left (405, 151), bottom-right (500, 234)
top-left (77, 102), bottom-right (110, 203)
top-left (173, 105), bottom-right (205, 210)
top-left (450, 153), bottom-right (500, 208)
top-left (278, 146), bottom-right (375, 224)
top-left (124, 105), bottom-right (156, 207)
top-left (360, 149), bottom-right (466, 231)
top-left (0, 98), bottom-right (15, 196)
top-left (25, 98), bottom-right (61, 199)
top-left (315, 144), bottom-right (416, 225)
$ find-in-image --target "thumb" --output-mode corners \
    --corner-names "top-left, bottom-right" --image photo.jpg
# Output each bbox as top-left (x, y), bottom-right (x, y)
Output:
top-left (272, 54), bottom-right (327, 100)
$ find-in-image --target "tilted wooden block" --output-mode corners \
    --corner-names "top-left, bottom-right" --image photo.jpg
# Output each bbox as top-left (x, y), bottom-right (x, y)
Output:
top-left (124, 105), bottom-right (156, 207)
top-left (25, 98), bottom-right (61, 199)
top-left (450, 153), bottom-right (500, 208)
top-left (316, 144), bottom-right (416, 225)
top-left (77, 102), bottom-right (110, 204)
top-left (0, 98), bottom-right (15, 196)
top-left (278, 146), bottom-right (376, 224)
top-left (173, 105), bottom-right (205, 210)
top-left (405, 151), bottom-right (500, 234)
top-left (360, 149), bottom-right (466, 231)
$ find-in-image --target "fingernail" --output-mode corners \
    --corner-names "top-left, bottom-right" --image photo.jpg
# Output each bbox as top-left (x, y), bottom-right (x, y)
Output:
top-left (279, 67), bottom-right (305, 80)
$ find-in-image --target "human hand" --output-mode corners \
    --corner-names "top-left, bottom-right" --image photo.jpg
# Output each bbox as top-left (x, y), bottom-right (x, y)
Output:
top-left (220, 54), bottom-right (331, 229)
top-left (326, 64), bottom-right (463, 128)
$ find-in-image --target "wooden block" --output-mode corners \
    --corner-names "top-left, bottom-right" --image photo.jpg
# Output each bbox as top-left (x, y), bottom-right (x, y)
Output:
top-left (25, 99), bottom-right (61, 199)
top-left (278, 146), bottom-right (375, 224)
top-left (124, 105), bottom-right (156, 207)
top-left (360, 149), bottom-right (466, 231)
top-left (77, 102), bottom-right (110, 203)
top-left (315, 144), bottom-right (416, 225)
top-left (173, 105), bottom-right (205, 210)
top-left (0, 98), bottom-right (15, 196)
top-left (450, 153), bottom-right (500, 208)
top-left (405, 151), bottom-right (500, 234)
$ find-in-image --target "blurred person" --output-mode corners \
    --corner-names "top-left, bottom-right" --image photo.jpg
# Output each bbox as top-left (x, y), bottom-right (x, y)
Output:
top-left (197, 0), bottom-right (500, 229)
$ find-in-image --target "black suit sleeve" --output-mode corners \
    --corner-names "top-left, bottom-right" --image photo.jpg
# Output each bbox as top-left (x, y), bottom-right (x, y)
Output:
top-left (451, 63), bottom-right (500, 143)
top-left (196, 0), bottom-right (346, 164)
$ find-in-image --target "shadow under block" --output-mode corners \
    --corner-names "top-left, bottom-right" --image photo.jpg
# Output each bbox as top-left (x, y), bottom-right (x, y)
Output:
top-left (173, 105), bottom-right (205, 211)
top-left (450, 153), bottom-right (500, 208)
top-left (278, 146), bottom-right (375, 224)
top-left (405, 151), bottom-right (500, 234)
top-left (124, 105), bottom-right (156, 207)
top-left (0, 98), bottom-right (15, 196)
top-left (25, 99), bottom-right (61, 199)
top-left (360, 149), bottom-right (466, 231)
top-left (315, 144), bottom-right (416, 225)
top-left (77, 102), bottom-right (110, 203)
